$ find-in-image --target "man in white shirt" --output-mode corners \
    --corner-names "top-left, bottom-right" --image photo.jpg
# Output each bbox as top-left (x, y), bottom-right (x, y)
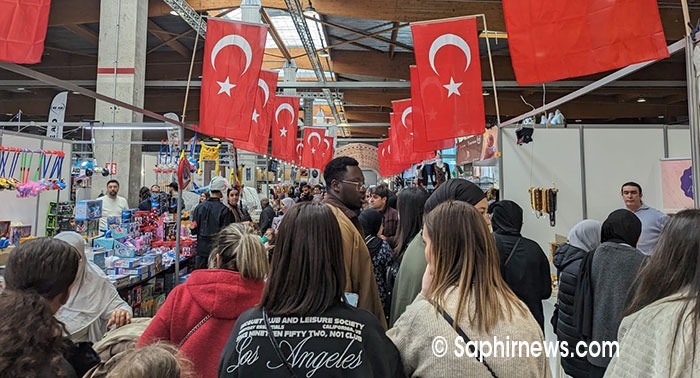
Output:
top-left (97, 179), bottom-right (129, 229)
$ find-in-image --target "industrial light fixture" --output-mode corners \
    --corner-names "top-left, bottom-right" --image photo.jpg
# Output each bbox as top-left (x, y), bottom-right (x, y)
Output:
top-left (658, 115), bottom-right (665, 119)
top-left (318, 50), bottom-right (330, 58)
top-left (482, 90), bottom-right (490, 96)
top-left (636, 97), bottom-right (647, 103)
top-left (575, 119), bottom-right (582, 123)
top-left (303, 0), bottom-right (318, 17)
top-left (169, 10), bottom-right (178, 16)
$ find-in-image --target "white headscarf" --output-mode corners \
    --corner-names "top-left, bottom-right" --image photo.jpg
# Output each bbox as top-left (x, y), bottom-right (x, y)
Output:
top-left (568, 219), bottom-right (602, 252)
top-left (55, 232), bottom-right (132, 342)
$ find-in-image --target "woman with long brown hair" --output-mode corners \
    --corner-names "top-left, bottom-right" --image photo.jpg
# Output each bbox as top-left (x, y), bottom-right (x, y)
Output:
top-left (217, 202), bottom-right (404, 377)
top-left (388, 201), bottom-right (550, 377)
top-left (606, 209), bottom-right (700, 376)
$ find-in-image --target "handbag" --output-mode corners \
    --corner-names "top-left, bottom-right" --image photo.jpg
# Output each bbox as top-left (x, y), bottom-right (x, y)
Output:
top-left (263, 309), bottom-right (298, 378)
top-left (435, 304), bottom-right (498, 378)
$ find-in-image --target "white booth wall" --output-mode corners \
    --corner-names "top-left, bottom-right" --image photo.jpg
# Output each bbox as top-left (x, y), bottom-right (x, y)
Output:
top-left (0, 131), bottom-right (73, 237)
top-left (501, 124), bottom-right (690, 254)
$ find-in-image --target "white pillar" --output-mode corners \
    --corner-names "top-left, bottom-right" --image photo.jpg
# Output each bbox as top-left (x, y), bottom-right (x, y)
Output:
top-left (93, 0), bottom-right (149, 205)
top-left (241, 0), bottom-right (262, 23)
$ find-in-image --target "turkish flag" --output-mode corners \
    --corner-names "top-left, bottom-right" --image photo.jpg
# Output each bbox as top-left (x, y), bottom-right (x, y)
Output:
top-left (0, 0), bottom-right (51, 63)
top-left (293, 139), bottom-right (304, 165)
top-left (411, 17), bottom-right (485, 141)
top-left (320, 135), bottom-right (335, 167)
top-left (271, 96), bottom-right (300, 162)
top-left (235, 69), bottom-right (278, 155)
top-left (199, 18), bottom-right (268, 141)
top-left (377, 141), bottom-right (410, 177)
top-left (391, 99), bottom-right (436, 164)
top-left (503, 0), bottom-right (669, 85)
top-left (409, 66), bottom-right (456, 152)
top-left (301, 127), bottom-right (331, 169)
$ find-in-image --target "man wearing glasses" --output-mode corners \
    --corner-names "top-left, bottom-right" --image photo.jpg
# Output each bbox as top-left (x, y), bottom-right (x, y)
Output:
top-left (323, 156), bottom-right (387, 329)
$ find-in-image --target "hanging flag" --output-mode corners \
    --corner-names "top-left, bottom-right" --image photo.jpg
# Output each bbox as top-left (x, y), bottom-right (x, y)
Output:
top-left (502, 0), bottom-right (669, 85)
top-left (409, 66), bottom-right (455, 152)
top-left (294, 139), bottom-right (304, 166)
top-left (411, 17), bottom-right (485, 141)
top-left (377, 141), bottom-right (410, 177)
top-left (391, 99), bottom-right (436, 164)
top-left (235, 69), bottom-right (278, 155)
top-left (0, 0), bottom-right (51, 64)
top-left (320, 135), bottom-right (335, 167)
top-left (271, 95), bottom-right (300, 162)
top-left (301, 127), bottom-right (330, 169)
top-left (199, 18), bottom-right (268, 141)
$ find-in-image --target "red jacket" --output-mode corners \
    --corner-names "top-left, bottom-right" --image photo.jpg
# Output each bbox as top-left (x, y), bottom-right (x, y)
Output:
top-left (138, 269), bottom-right (264, 378)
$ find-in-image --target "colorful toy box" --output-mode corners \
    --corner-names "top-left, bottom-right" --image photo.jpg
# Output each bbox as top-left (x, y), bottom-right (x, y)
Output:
top-left (74, 200), bottom-right (102, 221)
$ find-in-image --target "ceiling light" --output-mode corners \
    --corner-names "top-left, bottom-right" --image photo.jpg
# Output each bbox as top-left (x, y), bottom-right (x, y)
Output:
top-left (169, 10), bottom-right (178, 16)
top-left (636, 97), bottom-right (647, 103)
top-left (72, 91), bottom-right (81, 95)
top-left (575, 119), bottom-right (582, 123)
top-left (318, 50), bottom-right (329, 58)
top-left (482, 90), bottom-right (490, 96)
top-left (303, 0), bottom-right (318, 17)
top-left (658, 115), bottom-right (665, 118)
top-left (16, 87), bottom-right (25, 91)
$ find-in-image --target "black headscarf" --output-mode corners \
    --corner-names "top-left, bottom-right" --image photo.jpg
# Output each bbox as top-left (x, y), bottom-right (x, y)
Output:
top-left (491, 200), bottom-right (523, 236)
top-left (359, 208), bottom-right (383, 238)
top-left (424, 179), bottom-right (486, 213)
top-left (601, 209), bottom-right (642, 247)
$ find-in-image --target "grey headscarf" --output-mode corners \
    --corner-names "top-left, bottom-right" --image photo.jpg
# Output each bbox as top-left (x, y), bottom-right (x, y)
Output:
top-left (568, 219), bottom-right (602, 252)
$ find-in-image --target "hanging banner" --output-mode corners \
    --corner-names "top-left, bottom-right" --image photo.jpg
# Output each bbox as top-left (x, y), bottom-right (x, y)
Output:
top-left (660, 159), bottom-right (693, 212)
top-left (456, 134), bottom-right (483, 165)
top-left (46, 91), bottom-right (68, 138)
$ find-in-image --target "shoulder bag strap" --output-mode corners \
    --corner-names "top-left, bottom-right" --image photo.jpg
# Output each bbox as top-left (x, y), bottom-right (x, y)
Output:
top-left (263, 309), bottom-right (298, 378)
top-left (503, 237), bottom-right (522, 268)
top-left (178, 314), bottom-right (212, 348)
top-left (436, 304), bottom-right (498, 378)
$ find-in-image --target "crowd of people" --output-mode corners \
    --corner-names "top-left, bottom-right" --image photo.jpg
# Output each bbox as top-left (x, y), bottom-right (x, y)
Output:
top-left (0, 157), bottom-right (699, 377)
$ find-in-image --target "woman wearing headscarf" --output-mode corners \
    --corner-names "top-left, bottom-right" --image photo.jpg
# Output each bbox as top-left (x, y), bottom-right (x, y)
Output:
top-left (271, 197), bottom-right (295, 232)
top-left (491, 200), bottom-right (552, 331)
top-left (581, 209), bottom-right (645, 378)
top-left (552, 219), bottom-right (601, 378)
top-left (359, 208), bottom-right (394, 320)
top-left (54, 231), bottom-right (133, 343)
top-left (389, 179), bottom-right (489, 326)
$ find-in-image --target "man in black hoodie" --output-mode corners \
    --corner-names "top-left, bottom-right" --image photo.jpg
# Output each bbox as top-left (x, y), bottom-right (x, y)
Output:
top-left (491, 200), bottom-right (552, 331)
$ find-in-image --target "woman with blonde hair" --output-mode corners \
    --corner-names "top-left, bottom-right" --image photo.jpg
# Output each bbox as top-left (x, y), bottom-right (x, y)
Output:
top-left (138, 223), bottom-right (268, 378)
top-left (106, 342), bottom-right (193, 378)
top-left (388, 201), bottom-right (551, 377)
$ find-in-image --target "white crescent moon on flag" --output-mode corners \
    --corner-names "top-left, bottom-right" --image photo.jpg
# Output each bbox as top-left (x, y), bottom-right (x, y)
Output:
top-left (275, 103), bottom-right (295, 125)
top-left (401, 106), bottom-right (413, 129)
top-left (211, 34), bottom-right (253, 74)
top-left (428, 34), bottom-right (471, 76)
top-left (296, 142), bottom-right (303, 154)
top-left (322, 138), bottom-right (331, 150)
top-left (388, 145), bottom-right (392, 154)
top-left (258, 78), bottom-right (270, 107)
top-left (381, 147), bottom-right (386, 158)
top-left (307, 132), bottom-right (321, 146)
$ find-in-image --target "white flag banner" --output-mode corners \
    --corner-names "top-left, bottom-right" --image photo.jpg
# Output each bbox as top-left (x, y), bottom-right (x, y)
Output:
top-left (47, 91), bottom-right (68, 138)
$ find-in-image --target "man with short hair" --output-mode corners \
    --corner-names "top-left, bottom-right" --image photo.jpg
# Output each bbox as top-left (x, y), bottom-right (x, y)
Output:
top-left (97, 179), bottom-right (129, 229)
top-left (191, 176), bottom-right (234, 269)
top-left (150, 184), bottom-right (161, 194)
top-left (297, 184), bottom-right (313, 202)
top-left (323, 156), bottom-right (387, 328)
top-left (621, 181), bottom-right (669, 254)
top-left (368, 184), bottom-right (399, 240)
top-left (259, 198), bottom-right (275, 234)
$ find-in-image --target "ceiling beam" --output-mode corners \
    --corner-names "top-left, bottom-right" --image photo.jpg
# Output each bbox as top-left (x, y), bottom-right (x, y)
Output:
top-left (389, 22), bottom-right (400, 59)
top-left (299, 23), bottom-right (407, 57)
top-left (262, 8), bottom-right (292, 61)
top-left (63, 24), bottom-right (99, 45)
top-left (147, 20), bottom-right (191, 58)
top-left (147, 29), bottom-right (195, 55)
top-left (330, 35), bottom-right (386, 53)
top-left (311, 17), bottom-right (413, 51)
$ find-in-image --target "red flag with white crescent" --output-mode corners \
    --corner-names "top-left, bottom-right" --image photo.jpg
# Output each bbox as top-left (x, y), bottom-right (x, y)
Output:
top-left (235, 69), bottom-right (278, 155)
top-left (411, 17), bottom-right (485, 141)
top-left (321, 135), bottom-right (334, 167)
top-left (199, 18), bottom-right (268, 141)
top-left (271, 96), bottom-right (300, 162)
top-left (301, 127), bottom-right (328, 169)
top-left (409, 66), bottom-right (455, 152)
top-left (391, 99), bottom-right (436, 164)
top-left (378, 140), bottom-right (410, 177)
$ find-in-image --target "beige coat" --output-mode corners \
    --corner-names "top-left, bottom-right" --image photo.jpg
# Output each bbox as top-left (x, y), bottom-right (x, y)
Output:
top-left (605, 290), bottom-right (700, 378)
top-left (326, 204), bottom-right (387, 329)
top-left (388, 289), bottom-right (551, 378)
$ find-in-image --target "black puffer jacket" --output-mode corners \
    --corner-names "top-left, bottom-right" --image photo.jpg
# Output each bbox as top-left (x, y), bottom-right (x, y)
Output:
top-left (553, 242), bottom-right (591, 378)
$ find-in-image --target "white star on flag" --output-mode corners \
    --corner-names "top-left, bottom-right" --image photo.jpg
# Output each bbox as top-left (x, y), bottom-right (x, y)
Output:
top-left (443, 77), bottom-right (463, 97)
top-left (217, 76), bottom-right (236, 96)
top-left (280, 127), bottom-right (288, 137)
top-left (311, 147), bottom-right (317, 154)
top-left (252, 109), bottom-right (260, 122)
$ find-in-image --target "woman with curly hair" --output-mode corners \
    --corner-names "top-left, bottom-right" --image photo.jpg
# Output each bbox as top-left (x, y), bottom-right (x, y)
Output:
top-left (1, 237), bottom-right (89, 377)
